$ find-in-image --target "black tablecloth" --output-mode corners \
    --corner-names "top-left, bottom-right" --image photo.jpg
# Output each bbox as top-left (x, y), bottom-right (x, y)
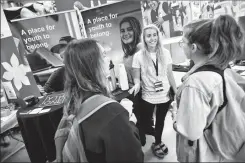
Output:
top-left (172, 64), bottom-right (189, 72)
top-left (16, 90), bottom-right (130, 163)
top-left (17, 95), bottom-right (63, 163)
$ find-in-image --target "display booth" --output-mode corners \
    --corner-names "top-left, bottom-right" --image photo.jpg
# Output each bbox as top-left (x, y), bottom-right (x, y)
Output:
top-left (1, 0), bottom-right (245, 162)
top-left (2, 0), bottom-right (245, 100)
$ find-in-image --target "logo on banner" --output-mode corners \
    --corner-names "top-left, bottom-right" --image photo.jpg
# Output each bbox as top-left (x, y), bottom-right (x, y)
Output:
top-left (2, 53), bottom-right (31, 91)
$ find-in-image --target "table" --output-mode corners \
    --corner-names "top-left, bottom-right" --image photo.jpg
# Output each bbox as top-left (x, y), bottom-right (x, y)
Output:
top-left (16, 89), bottom-right (130, 163)
top-left (172, 64), bottom-right (189, 72)
top-left (17, 93), bottom-right (64, 163)
top-left (112, 88), bottom-right (130, 101)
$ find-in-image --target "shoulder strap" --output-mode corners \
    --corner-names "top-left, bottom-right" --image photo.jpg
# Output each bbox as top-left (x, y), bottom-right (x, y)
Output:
top-left (192, 65), bottom-right (228, 130)
top-left (188, 65), bottom-right (228, 146)
top-left (76, 94), bottom-right (117, 124)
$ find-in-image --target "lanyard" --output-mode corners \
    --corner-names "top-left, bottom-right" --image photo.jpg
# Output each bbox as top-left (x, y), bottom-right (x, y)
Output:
top-left (152, 57), bottom-right (158, 76)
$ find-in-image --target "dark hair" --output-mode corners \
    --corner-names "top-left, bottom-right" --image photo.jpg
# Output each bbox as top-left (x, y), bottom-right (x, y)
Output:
top-left (63, 39), bottom-right (109, 115)
top-left (120, 17), bottom-right (142, 58)
top-left (184, 15), bottom-right (244, 69)
top-left (50, 36), bottom-right (75, 53)
top-left (210, 15), bottom-right (244, 68)
top-left (184, 19), bottom-right (213, 55)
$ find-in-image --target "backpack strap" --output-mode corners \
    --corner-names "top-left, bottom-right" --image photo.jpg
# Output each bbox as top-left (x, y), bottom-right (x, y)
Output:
top-left (61, 94), bottom-right (117, 162)
top-left (187, 65), bottom-right (228, 146)
top-left (76, 94), bottom-right (117, 124)
top-left (193, 65), bottom-right (228, 125)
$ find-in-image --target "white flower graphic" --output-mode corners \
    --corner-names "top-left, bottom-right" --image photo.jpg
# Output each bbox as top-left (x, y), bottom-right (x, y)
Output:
top-left (2, 53), bottom-right (30, 91)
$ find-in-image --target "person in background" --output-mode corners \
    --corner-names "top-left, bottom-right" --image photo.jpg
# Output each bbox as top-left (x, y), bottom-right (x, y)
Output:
top-left (169, 1), bottom-right (187, 37)
top-left (120, 17), bottom-right (141, 112)
top-left (43, 36), bottom-right (75, 93)
top-left (120, 16), bottom-right (142, 87)
top-left (20, 1), bottom-right (56, 18)
top-left (144, 0), bottom-right (172, 38)
top-left (200, 1), bottom-right (214, 19)
top-left (3, 1), bottom-right (56, 21)
top-left (57, 38), bottom-right (143, 162)
top-left (130, 24), bottom-right (177, 158)
top-left (119, 16), bottom-right (151, 145)
top-left (172, 15), bottom-right (244, 162)
top-left (74, 1), bottom-right (88, 10)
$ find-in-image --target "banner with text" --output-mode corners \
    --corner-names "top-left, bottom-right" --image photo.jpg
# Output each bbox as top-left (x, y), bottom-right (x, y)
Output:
top-left (81, 1), bottom-right (143, 76)
top-left (9, 11), bottom-right (81, 78)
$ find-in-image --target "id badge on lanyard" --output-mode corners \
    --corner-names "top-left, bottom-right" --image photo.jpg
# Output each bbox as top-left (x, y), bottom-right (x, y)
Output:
top-left (152, 58), bottom-right (164, 92)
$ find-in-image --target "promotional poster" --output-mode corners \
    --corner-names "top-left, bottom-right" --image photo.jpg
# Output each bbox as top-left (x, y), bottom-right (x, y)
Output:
top-left (1, 6), bottom-right (40, 99)
top-left (141, 0), bottom-right (189, 39)
top-left (55, 0), bottom-right (116, 12)
top-left (0, 1), bottom-right (245, 161)
top-left (141, 0), bottom-right (244, 40)
top-left (213, 0), bottom-right (245, 19)
top-left (1, 36), bottom-right (41, 99)
top-left (1, 0), bottom-right (244, 97)
top-left (81, 1), bottom-right (143, 76)
top-left (2, 0), bottom-right (57, 21)
top-left (9, 11), bottom-right (81, 86)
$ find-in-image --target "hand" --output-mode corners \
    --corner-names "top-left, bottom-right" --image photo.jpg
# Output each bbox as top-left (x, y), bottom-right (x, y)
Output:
top-left (129, 113), bottom-right (137, 124)
top-left (128, 83), bottom-right (140, 96)
top-left (154, 17), bottom-right (164, 27)
top-left (37, 85), bottom-right (45, 93)
top-left (158, 17), bottom-right (164, 24)
top-left (153, 21), bottom-right (161, 28)
top-left (171, 111), bottom-right (177, 122)
top-left (120, 98), bottom-right (133, 116)
top-left (169, 101), bottom-right (177, 122)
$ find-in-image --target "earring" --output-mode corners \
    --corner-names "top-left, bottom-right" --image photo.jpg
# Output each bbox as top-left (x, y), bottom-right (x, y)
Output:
top-left (192, 44), bottom-right (195, 50)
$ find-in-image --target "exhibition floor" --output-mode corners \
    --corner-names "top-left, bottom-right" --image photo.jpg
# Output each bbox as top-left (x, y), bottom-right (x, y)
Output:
top-left (143, 111), bottom-right (178, 162)
top-left (2, 111), bottom-right (178, 162)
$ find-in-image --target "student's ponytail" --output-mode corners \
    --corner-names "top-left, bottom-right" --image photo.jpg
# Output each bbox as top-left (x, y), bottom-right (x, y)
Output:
top-left (209, 15), bottom-right (244, 69)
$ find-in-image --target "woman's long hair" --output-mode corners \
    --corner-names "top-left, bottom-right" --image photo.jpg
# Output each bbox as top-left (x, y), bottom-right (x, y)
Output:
top-left (63, 39), bottom-right (110, 115)
top-left (184, 15), bottom-right (244, 69)
top-left (209, 15), bottom-right (244, 69)
top-left (181, 15), bottom-right (244, 81)
top-left (120, 17), bottom-right (142, 58)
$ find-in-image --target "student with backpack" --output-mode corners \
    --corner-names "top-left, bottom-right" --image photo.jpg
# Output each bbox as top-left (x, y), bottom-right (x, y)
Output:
top-left (53, 39), bottom-right (144, 162)
top-left (172, 15), bottom-right (245, 162)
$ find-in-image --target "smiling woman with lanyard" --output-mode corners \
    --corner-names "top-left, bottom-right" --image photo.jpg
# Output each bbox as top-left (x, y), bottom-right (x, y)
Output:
top-left (129, 24), bottom-right (177, 158)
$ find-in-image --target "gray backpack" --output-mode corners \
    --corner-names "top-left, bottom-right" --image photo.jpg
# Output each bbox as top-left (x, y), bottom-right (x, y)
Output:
top-left (190, 66), bottom-right (245, 161)
top-left (54, 95), bottom-right (116, 162)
